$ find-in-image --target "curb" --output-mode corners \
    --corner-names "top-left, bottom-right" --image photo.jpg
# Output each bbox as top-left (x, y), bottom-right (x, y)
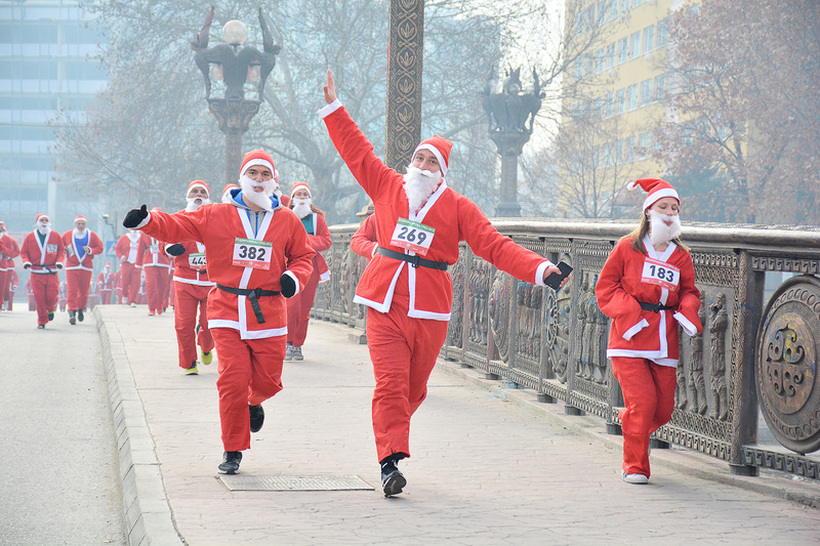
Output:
top-left (95, 307), bottom-right (184, 545)
top-left (435, 354), bottom-right (820, 510)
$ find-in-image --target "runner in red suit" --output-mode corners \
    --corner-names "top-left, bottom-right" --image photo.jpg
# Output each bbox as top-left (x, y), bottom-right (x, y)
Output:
top-left (321, 70), bottom-right (568, 496)
top-left (136, 213), bottom-right (172, 316)
top-left (20, 213), bottom-right (65, 328)
top-left (0, 219), bottom-right (20, 310)
top-left (122, 149), bottom-right (315, 474)
top-left (61, 215), bottom-right (103, 324)
top-left (115, 230), bottom-right (142, 306)
top-left (97, 262), bottom-right (116, 305)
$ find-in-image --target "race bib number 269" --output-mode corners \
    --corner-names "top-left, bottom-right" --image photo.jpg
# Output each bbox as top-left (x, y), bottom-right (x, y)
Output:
top-left (390, 218), bottom-right (435, 256)
top-left (232, 238), bottom-right (272, 270)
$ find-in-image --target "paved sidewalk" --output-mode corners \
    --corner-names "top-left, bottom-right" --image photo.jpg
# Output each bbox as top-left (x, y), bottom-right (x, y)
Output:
top-left (95, 305), bottom-right (820, 545)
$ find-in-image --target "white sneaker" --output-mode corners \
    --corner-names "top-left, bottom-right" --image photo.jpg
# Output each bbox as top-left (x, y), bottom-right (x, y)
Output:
top-left (622, 471), bottom-right (648, 484)
top-left (285, 343), bottom-right (294, 361)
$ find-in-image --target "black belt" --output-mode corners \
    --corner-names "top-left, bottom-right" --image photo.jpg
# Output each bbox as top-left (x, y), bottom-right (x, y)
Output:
top-left (639, 301), bottom-right (675, 313)
top-left (216, 284), bottom-right (281, 324)
top-left (377, 248), bottom-right (448, 271)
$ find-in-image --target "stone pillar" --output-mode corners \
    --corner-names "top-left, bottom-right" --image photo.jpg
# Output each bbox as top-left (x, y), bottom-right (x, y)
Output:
top-left (385, 0), bottom-right (424, 172)
top-left (207, 99), bottom-right (262, 185)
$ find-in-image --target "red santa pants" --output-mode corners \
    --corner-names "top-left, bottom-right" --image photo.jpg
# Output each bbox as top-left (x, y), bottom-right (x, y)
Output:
top-left (286, 266), bottom-right (320, 346)
top-left (612, 357), bottom-right (677, 477)
top-left (173, 282), bottom-right (214, 368)
top-left (366, 295), bottom-right (450, 462)
top-left (100, 289), bottom-right (113, 305)
top-left (143, 266), bottom-right (169, 313)
top-left (120, 262), bottom-right (140, 304)
top-left (0, 270), bottom-right (9, 308)
top-left (211, 327), bottom-right (286, 452)
top-left (31, 273), bottom-right (59, 326)
top-left (66, 269), bottom-right (93, 310)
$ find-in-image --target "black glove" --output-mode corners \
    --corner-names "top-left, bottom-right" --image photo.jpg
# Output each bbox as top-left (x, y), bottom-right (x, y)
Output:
top-left (123, 205), bottom-right (148, 228)
top-left (56, 263), bottom-right (63, 269)
top-left (280, 273), bottom-right (296, 298)
top-left (23, 263), bottom-right (30, 269)
top-left (165, 243), bottom-right (185, 256)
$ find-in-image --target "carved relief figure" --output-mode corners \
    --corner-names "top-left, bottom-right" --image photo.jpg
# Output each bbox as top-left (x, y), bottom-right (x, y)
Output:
top-left (709, 292), bottom-right (729, 421)
top-left (675, 332), bottom-right (688, 409)
top-left (688, 292), bottom-right (708, 414)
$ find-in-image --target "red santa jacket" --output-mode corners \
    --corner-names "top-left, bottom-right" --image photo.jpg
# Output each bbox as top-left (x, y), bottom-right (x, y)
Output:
top-left (167, 239), bottom-right (214, 287)
top-left (298, 212), bottom-right (331, 282)
top-left (97, 269), bottom-right (116, 291)
top-left (136, 233), bottom-right (172, 269)
top-left (20, 229), bottom-right (65, 274)
top-left (595, 235), bottom-right (702, 365)
top-left (351, 214), bottom-right (378, 259)
top-left (115, 232), bottom-right (142, 266)
top-left (322, 103), bottom-right (552, 321)
top-left (62, 229), bottom-right (103, 271)
top-left (0, 233), bottom-right (20, 272)
top-left (136, 199), bottom-right (315, 339)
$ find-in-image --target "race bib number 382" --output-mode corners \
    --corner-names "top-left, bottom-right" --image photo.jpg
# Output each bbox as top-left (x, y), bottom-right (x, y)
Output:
top-left (641, 257), bottom-right (680, 291)
top-left (390, 218), bottom-right (435, 256)
top-left (232, 238), bottom-right (273, 270)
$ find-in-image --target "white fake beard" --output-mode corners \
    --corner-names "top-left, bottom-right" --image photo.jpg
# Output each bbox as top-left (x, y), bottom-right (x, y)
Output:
top-left (73, 228), bottom-right (87, 238)
top-left (37, 223), bottom-right (50, 235)
top-left (648, 210), bottom-right (682, 246)
top-left (185, 197), bottom-right (210, 212)
top-left (403, 165), bottom-right (442, 212)
top-left (127, 230), bottom-right (141, 242)
top-left (292, 198), bottom-right (312, 218)
top-left (240, 174), bottom-right (275, 211)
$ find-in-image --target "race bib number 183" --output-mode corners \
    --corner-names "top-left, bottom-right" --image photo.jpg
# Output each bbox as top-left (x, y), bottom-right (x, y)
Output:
top-left (232, 238), bottom-right (272, 270)
top-left (641, 257), bottom-right (680, 291)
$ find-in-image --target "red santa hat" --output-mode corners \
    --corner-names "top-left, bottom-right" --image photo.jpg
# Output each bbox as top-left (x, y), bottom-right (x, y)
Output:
top-left (290, 182), bottom-right (311, 199)
top-left (239, 149), bottom-right (275, 179)
top-left (74, 215), bottom-right (87, 224)
top-left (36, 213), bottom-right (49, 223)
top-left (221, 183), bottom-right (239, 201)
top-left (187, 180), bottom-right (209, 198)
top-left (0, 219), bottom-right (5, 225)
top-left (105, 261), bottom-right (111, 267)
top-left (413, 135), bottom-right (452, 176)
top-left (627, 178), bottom-right (680, 211)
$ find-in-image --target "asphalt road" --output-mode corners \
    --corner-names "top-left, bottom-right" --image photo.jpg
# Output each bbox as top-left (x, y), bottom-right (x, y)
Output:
top-left (0, 307), bottom-right (125, 545)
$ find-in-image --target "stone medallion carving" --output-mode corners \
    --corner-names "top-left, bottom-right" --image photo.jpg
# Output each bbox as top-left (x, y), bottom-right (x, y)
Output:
top-left (756, 275), bottom-right (820, 454)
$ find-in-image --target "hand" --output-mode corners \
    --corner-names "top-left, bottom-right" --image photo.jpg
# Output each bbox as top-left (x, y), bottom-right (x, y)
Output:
top-left (323, 69), bottom-right (336, 104)
top-left (56, 263), bottom-right (63, 270)
top-left (280, 273), bottom-right (296, 298)
top-left (123, 205), bottom-right (148, 228)
top-left (542, 264), bottom-right (571, 288)
top-left (23, 263), bottom-right (30, 270)
top-left (83, 245), bottom-right (92, 253)
top-left (165, 243), bottom-right (185, 256)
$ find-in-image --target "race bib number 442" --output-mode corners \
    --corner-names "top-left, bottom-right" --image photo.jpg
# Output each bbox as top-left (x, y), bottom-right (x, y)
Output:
top-left (641, 257), bottom-right (680, 291)
top-left (232, 238), bottom-right (272, 270)
top-left (390, 218), bottom-right (435, 256)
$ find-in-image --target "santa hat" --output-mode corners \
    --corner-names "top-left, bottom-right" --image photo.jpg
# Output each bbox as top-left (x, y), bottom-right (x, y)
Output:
top-left (627, 178), bottom-right (680, 211)
top-left (413, 135), bottom-right (452, 176)
top-left (239, 149), bottom-right (275, 179)
top-left (105, 261), bottom-right (111, 267)
top-left (290, 182), bottom-right (311, 199)
top-left (222, 183), bottom-right (239, 201)
top-left (74, 215), bottom-right (86, 225)
top-left (0, 219), bottom-right (5, 225)
top-left (36, 213), bottom-right (49, 223)
top-left (187, 180), bottom-right (209, 198)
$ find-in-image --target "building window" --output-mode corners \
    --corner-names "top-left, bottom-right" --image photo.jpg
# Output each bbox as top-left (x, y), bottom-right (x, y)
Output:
top-left (617, 37), bottom-right (628, 64)
top-left (653, 74), bottom-right (666, 101)
top-left (614, 88), bottom-right (626, 115)
top-left (642, 26), bottom-right (654, 53)
top-left (603, 93), bottom-right (613, 118)
top-left (638, 132), bottom-right (651, 159)
top-left (626, 84), bottom-right (638, 111)
top-left (625, 136), bottom-right (636, 162)
top-left (657, 19), bottom-right (668, 47)
top-left (606, 43), bottom-right (616, 69)
top-left (640, 79), bottom-right (651, 107)
top-left (614, 139), bottom-right (623, 163)
top-left (596, 48), bottom-right (605, 74)
top-left (607, 0), bottom-right (618, 22)
top-left (630, 31), bottom-right (641, 59)
top-left (597, 1), bottom-right (606, 25)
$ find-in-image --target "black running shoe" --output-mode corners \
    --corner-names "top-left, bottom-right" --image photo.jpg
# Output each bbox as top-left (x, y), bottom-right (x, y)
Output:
top-left (249, 404), bottom-right (265, 433)
top-left (380, 460), bottom-right (407, 497)
top-left (78, 308), bottom-right (84, 322)
top-left (218, 451), bottom-right (242, 474)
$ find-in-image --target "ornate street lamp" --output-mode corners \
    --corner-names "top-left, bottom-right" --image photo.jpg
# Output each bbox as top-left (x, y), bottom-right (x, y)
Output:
top-left (191, 7), bottom-right (281, 185)
top-left (482, 68), bottom-right (544, 217)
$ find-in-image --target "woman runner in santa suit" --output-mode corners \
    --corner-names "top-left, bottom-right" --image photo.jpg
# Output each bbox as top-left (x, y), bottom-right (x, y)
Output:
top-left (285, 182), bottom-right (331, 361)
top-left (122, 149), bottom-right (315, 475)
top-left (320, 69), bottom-right (568, 496)
top-left (62, 214), bottom-right (104, 324)
top-left (595, 178), bottom-right (702, 484)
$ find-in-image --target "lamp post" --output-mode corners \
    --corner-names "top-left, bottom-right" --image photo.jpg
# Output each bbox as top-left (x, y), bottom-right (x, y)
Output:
top-left (482, 68), bottom-right (544, 217)
top-left (191, 7), bottom-right (281, 186)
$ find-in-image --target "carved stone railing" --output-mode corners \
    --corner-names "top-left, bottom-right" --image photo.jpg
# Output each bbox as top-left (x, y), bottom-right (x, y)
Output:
top-left (313, 219), bottom-right (820, 479)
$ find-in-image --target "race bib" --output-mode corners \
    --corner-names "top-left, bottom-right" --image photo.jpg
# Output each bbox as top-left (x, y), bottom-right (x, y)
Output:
top-left (188, 252), bottom-right (206, 269)
top-left (390, 218), bottom-right (435, 256)
top-left (66, 245), bottom-right (75, 257)
top-left (46, 244), bottom-right (58, 254)
top-left (232, 238), bottom-right (272, 270)
top-left (641, 257), bottom-right (680, 291)
top-left (149, 242), bottom-right (159, 254)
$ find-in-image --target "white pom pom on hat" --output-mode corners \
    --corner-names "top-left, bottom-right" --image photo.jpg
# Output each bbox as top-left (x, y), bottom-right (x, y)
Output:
top-left (628, 178), bottom-right (680, 211)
